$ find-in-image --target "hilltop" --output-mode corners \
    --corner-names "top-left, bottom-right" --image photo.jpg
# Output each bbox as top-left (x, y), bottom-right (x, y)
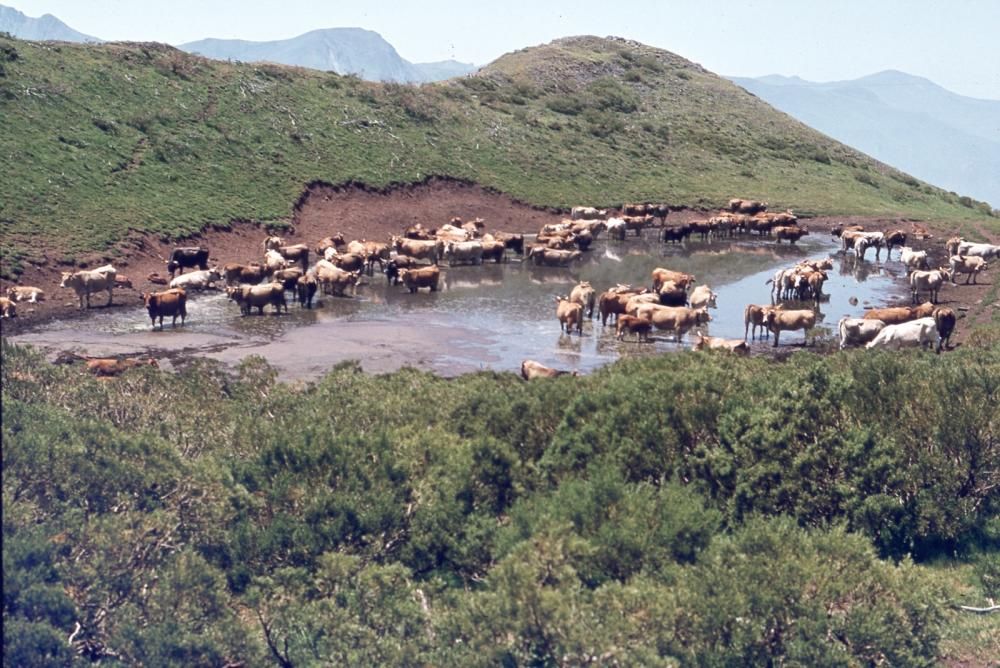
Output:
top-left (0, 34), bottom-right (994, 277)
top-left (730, 70), bottom-right (1000, 207)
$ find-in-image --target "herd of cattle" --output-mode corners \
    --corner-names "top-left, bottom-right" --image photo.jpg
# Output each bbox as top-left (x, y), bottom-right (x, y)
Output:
top-left (3, 197), bottom-right (997, 378)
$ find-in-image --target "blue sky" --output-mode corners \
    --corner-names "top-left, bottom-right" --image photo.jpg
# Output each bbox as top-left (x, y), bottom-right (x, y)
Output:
top-left (8, 0), bottom-right (1000, 99)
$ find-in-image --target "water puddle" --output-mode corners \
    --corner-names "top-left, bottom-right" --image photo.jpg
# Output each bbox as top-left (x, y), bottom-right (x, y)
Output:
top-left (9, 234), bottom-right (907, 378)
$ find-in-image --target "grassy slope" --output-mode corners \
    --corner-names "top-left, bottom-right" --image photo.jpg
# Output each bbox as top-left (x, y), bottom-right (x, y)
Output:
top-left (0, 35), bottom-right (994, 277)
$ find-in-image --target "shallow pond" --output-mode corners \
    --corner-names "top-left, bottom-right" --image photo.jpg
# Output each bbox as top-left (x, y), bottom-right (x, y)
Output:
top-left (10, 233), bottom-right (908, 378)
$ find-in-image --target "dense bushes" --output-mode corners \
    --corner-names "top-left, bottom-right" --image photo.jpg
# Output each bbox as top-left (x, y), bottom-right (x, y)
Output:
top-left (3, 340), bottom-right (997, 663)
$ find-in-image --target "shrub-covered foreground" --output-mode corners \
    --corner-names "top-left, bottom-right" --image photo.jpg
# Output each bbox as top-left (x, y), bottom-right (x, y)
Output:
top-left (3, 341), bottom-right (998, 665)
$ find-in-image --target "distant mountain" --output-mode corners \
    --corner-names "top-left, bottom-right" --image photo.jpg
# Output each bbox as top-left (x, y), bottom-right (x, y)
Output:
top-left (730, 70), bottom-right (1000, 207)
top-left (179, 27), bottom-right (476, 83)
top-left (0, 4), bottom-right (100, 42)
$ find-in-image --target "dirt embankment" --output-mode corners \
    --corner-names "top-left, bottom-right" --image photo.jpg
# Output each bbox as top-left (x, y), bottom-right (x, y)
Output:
top-left (1, 177), bottom-right (996, 344)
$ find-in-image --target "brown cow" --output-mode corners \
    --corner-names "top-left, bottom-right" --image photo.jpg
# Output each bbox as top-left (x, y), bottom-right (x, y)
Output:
top-left (143, 288), bottom-right (187, 329)
top-left (227, 282), bottom-right (287, 315)
top-left (615, 314), bottom-right (652, 342)
top-left (762, 309), bottom-right (817, 347)
top-left (223, 263), bottom-right (267, 286)
top-left (863, 302), bottom-right (935, 325)
top-left (399, 266), bottom-right (441, 293)
top-left (0, 296), bottom-right (16, 318)
top-left (598, 288), bottom-right (644, 326)
top-left (932, 306), bottom-right (957, 352)
top-left (555, 296), bottom-right (584, 335)
top-left (520, 359), bottom-right (577, 380)
top-left (86, 357), bottom-right (158, 377)
top-left (773, 225), bottom-right (808, 244)
top-left (297, 274), bottom-right (318, 308)
top-left (392, 237), bottom-right (444, 265)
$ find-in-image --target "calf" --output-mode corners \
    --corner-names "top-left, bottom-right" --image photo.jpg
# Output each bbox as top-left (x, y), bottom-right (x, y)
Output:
top-left (615, 314), bottom-right (653, 342)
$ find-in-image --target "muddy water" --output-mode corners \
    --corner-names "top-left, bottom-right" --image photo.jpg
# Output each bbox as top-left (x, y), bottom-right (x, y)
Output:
top-left (9, 234), bottom-right (907, 378)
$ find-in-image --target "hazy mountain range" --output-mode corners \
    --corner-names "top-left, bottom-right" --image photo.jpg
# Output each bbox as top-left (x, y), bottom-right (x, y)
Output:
top-left (0, 4), bottom-right (99, 42)
top-left (730, 71), bottom-right (1000, 207)
top-left (179, 28), bottom-right (477, 83)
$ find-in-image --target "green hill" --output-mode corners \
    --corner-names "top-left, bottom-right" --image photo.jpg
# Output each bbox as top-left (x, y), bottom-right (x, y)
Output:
top-left (0, 34), bottom-right (993, 277)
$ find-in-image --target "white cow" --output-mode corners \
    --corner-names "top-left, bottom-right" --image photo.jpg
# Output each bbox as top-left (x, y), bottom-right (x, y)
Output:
top-left (169, 268), bottom-right (221, 290)
top-left (909, 269), bottom-right (948, 304)
top-left (444, 240), bottom-right (484, 266)
top-left (688, 285), bottom-right (718, 310)
top-left (605, 217), bottom-right (627, 241)
top-left (60, 264), bottom-right (116, 309)
top-left (866, 317), bottom-right (938, 351)
top-left (838, 317), bottom-right (887, 349)
top-left (899, 247), bottom-right (928, 272)
top-left (264, 249), bottom-right (288, 273)
top-left (955, 241), bottom-right (1000, 260)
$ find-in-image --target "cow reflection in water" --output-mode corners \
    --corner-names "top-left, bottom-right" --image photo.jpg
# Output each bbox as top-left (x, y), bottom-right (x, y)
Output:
top-left (557, 333), bottom-right (583, 352)
top-left (839, 253), bottom-right (883, 282)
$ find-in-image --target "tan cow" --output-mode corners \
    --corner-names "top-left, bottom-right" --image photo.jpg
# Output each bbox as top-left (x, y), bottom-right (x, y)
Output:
top-left (569, 281), bottom-right (597, 319)
top-left (6, 286), bottom-right (45, 303)
top-left (949, 255), bottom-right (988, 284)
top-left (520, 359), bottom-right (577, 380)
top-left (227, 282), bottom-right (288, 315)
top-left (314, 260), bottom-right (362, 297)
top-left (60, 264), bottom-right (116, 309)
top-left (762, 309), bottom-right (817, 347)
top-left (555, 296), bottom-right (584, 335)
top-left (392, 237), bottom-right (444, 265)
top-left (399, 265), bottom-right (441, 293)
top-left (863, 302), bottom-right (935, 325)
top-left (0, 296), bottom-right (16, 318)
top-left (693, 333), bottom-right (750, 355)
top-left (645, 306), bottom-right (712, 341)
top-left (773, 225), bottom-right (808, 244)
top-left (650, 268), bottom-right (695, 292)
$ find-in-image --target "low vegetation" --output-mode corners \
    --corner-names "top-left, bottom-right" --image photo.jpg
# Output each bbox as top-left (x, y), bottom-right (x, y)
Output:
top-left (3, 340), bottom-right (998, 664)
top-left (1, 35), bottom-right (995, 278)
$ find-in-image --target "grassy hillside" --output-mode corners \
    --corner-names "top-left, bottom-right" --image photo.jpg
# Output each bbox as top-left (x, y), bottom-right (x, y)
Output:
top-left (0, 35), bottom-right (994, 277)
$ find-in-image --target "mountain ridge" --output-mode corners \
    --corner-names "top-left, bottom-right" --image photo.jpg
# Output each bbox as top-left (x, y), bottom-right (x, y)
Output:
top-left (179, 27), bottom-right (476, 83)
top-left (0, 3), bottom-right (101, 42)
top-left (730, 71), bottom-right (1000, 205)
